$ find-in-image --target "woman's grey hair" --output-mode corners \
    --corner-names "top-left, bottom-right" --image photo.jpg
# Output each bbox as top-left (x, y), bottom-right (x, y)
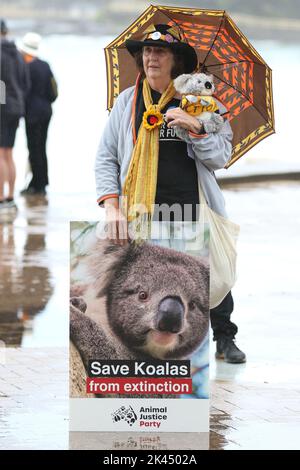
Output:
top-left (134, 48), bottom-right (186, 79)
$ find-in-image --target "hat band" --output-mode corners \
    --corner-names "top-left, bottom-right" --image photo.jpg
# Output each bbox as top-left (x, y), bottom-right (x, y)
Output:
top-left (143, 31), bottom-right (179, 43)
top-left (24, 42), bottom-right (38, 50)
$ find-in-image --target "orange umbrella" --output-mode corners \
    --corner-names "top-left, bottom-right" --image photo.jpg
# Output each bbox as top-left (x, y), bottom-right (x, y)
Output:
top-left (104, 5), bottom-right (275, 167)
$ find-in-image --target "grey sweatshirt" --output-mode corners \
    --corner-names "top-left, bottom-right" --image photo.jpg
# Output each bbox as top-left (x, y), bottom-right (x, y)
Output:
top-left (95, 86), bottom-right (233, 217)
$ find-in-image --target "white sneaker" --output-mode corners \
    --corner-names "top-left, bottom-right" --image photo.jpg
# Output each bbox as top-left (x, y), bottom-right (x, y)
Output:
top-left (5, 199), bottom-right (17, 209)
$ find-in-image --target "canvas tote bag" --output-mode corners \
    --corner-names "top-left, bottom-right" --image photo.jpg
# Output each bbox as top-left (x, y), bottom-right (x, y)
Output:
top-left (198, 185), bottom-right (240, 309)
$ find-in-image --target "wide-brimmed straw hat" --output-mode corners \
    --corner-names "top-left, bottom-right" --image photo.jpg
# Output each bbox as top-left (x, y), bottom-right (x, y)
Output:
top-left (20, 32), bottom-right (41, 57)
top-left (125, 24), bottom-right (198, 73)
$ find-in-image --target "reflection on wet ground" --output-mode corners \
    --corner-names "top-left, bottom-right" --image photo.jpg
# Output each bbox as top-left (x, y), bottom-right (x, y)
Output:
top-left (69, 431), bottom-right (209, 450)
top-left (1, 182), bottom-right (300, 449)
top-left (0, 193), bottom-right (99, 347)
top-left (0, 197), bottom-right (52, 346)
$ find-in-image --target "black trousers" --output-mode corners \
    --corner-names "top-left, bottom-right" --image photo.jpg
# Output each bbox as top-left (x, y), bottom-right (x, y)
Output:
top-left (210, 291), bottom-right (238, 340)
top-left (25, 118), bottom-right (50, 191)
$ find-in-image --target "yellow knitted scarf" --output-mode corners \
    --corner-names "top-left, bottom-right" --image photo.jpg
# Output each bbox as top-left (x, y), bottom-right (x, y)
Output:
top-left (122, 79), bottom-right (176, 231)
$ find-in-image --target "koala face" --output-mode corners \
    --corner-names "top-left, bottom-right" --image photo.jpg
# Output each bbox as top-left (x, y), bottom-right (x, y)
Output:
top-left (100, 242), bottom-right (209, 360)
top-left (174, 72), bottom-right (215, 96)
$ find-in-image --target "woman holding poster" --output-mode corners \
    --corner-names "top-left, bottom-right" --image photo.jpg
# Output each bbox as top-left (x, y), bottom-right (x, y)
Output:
top-left (95, 23), bottom-right (245, 364)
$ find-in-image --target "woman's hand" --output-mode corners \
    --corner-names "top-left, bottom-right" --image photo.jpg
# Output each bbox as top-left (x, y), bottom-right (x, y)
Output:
top-left (165, 107), bottom-right (203, 134)
top-left (104, 199), bottom-right (129, 245)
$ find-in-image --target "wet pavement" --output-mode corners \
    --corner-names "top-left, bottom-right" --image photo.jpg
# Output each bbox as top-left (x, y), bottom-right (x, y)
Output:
top-left (0, 193), bottom-right (99, 347)
top-left (0, 181), bottom-right (300, 449)
top-left (0, 347), bottom-right (68, 450)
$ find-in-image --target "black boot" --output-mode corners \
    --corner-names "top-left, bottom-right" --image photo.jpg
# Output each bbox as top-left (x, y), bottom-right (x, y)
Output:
top-left (215, 337), bottom-right (246, 364)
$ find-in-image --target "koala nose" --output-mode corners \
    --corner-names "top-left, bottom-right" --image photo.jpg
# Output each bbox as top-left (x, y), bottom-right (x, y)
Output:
top-left (156, 296), bottom-right (184, 334)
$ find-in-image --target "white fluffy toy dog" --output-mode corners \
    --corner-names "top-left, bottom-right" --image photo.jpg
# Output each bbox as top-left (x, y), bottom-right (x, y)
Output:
top-left (173, 72), bottom-right (224, 137)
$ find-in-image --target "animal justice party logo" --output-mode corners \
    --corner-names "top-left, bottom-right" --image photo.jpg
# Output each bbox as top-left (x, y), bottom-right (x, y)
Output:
top-left (112, 405), bottom-right (138, 427)
top-left (112, 405), bottom-right (168, 429)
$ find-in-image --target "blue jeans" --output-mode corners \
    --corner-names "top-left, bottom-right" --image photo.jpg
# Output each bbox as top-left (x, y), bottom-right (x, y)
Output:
top-left (149, 220), bottom-right (209, 257)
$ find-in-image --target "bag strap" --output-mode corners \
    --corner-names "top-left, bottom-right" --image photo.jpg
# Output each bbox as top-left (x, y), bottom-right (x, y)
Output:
top-left (198, 183), bottom-right (208, 208)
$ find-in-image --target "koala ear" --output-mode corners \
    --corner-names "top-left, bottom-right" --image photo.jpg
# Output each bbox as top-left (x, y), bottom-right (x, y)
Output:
top-left (86, 238), bottom-right (131, 297)
top-left (173, 74), bottom-right (191, 92)
top-left (95, 241), bottom-right (145, 299)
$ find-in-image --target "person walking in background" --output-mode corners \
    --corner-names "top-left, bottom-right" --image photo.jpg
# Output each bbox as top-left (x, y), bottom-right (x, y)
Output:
top-left (20, 32), bottom-right (58, 196)
top-left (0, 19), bottom-right (30, 211)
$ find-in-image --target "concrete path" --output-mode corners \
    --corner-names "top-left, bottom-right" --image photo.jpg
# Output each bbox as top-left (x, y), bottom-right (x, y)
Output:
top-left (1, 347), bottom-right (300, 450)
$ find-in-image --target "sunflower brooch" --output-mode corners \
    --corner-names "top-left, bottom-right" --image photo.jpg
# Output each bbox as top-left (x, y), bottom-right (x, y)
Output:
top-left (143, 106), bottom-right (164, 130)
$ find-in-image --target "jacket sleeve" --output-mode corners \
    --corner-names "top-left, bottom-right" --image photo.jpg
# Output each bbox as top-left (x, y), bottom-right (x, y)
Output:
top-left (186, 119), bottom-right (233, 171)
top-left (95, 89), bottom-right (130, 205)
top-left (17, 52), bottom-right (31, 98)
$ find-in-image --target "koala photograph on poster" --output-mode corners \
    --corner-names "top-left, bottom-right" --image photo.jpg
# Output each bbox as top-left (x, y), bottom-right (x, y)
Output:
top-left (69, 221), bottom-right (210, 432)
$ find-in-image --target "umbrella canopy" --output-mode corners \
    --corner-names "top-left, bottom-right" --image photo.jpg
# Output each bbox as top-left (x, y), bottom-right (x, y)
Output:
top-left (104, 5), bottom-right (275, 168)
